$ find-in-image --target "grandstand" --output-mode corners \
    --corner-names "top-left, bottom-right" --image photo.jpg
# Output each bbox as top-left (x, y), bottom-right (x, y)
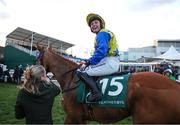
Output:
top-left (4, 27), bottom-right (74, 68)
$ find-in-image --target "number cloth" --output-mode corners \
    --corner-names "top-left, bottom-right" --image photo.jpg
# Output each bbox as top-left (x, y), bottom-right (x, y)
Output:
top-left (76, 74), bottom-right (130, 108)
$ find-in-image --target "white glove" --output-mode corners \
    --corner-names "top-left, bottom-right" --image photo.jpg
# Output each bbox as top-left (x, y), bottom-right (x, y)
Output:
top-left (79, 64), bottom-right (87, 71)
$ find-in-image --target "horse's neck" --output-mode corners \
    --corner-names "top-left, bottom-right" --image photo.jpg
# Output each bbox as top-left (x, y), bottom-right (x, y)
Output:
top-left (47, 51), bottom-right (78, 89)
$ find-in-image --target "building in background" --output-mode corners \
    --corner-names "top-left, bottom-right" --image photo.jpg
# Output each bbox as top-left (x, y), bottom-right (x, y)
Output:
top-left (128, 46), bottom-right (156, 61)
top-left (127, 39), bottom-right (180, 62)
top-left (154, 40), bottom-right (180, 55)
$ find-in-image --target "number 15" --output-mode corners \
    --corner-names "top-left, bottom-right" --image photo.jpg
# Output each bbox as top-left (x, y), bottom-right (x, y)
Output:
top-left (99, 77), bottom-right (124, 96)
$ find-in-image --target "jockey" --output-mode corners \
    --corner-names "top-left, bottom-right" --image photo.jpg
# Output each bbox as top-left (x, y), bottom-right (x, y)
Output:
top-left (77, 13), bottom-right (120, 102)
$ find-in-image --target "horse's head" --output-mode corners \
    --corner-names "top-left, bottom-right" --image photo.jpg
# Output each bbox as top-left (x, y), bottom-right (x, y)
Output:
top-left (36, 44), bottom-right (81, 92)
top-left (36, 44), bottom-right (79, 74)
top-left (36, 44), bottom-right (51, 72)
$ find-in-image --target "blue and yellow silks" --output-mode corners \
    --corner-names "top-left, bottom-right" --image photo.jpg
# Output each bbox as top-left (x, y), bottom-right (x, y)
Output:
top-left (89, 29), bottom-right (119, 65)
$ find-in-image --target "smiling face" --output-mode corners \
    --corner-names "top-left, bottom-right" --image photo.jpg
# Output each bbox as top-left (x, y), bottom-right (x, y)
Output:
top-left (90, 19), bottom-right (101, 34)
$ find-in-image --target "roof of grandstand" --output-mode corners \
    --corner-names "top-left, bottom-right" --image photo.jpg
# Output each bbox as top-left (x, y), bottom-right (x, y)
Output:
top-left (6, 27), bottom-right (74, 51)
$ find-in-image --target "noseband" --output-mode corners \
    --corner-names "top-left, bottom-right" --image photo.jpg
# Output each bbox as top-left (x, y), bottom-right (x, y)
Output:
top-left (36, 50), bottom-right (45, 65)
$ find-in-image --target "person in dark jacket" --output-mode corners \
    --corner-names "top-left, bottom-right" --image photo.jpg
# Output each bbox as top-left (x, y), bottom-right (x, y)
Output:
top-left (15, 65), bottom-right (60, 124)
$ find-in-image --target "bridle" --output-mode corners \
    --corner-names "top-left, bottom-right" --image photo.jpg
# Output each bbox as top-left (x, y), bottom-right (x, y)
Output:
top-left (36, 50), bottom-right (45, 65)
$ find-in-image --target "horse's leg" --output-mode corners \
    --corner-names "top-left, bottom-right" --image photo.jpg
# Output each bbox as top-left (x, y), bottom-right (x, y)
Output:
top-left (64, 115), bottom-right (87, 124)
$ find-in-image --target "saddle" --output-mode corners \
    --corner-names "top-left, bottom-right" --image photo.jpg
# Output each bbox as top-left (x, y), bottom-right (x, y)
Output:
top-left (76, 72), bottom-right (130, 108)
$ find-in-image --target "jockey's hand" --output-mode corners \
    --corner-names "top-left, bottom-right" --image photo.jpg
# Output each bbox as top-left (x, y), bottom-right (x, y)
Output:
top-left (79, 60), bottom-right (90, 71)
top-left (85, 60), bottom-right (90, 66)
top-left (79, 63), bottom-right (87, 71)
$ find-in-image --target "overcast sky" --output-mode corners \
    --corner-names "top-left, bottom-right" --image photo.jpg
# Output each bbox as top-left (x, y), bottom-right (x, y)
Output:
top-left (0, 0), bottom-right (180, 57)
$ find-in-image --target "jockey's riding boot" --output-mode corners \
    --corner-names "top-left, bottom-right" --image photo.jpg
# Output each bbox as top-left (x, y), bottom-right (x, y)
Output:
top-left (77, 71), bottom-right (102, 102)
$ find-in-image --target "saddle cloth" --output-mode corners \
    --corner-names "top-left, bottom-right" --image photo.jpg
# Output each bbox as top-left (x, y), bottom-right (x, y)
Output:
top-left (76, 73), bottom-right (130, 108)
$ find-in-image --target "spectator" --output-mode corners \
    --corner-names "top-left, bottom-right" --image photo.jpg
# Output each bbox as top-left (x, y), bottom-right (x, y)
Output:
top-left (15, 65), bottom-right (60, 124)
top-left (130, 66), bottom-right (135, 73)
top-left (13, 66), bottom-right (19, 83)
top-left (17, 65), bottom-right (24, 84)
top-left (3, 69), bottom-right (11, 82)
top-left (163, 69), bottom-right (176, 81)
top-left (0, 65), bottom-right (3, 76)
top-left (0, 65), bottom-right (3, 82)
top-left (154, 64), bottom-right (163, 74)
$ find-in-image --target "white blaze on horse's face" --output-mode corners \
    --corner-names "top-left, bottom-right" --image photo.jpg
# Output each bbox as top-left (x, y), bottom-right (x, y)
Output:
top-left (90, 20), bottom-right (101, 33)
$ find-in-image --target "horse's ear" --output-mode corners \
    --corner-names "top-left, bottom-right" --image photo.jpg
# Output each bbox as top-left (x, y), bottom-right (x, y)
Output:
top-left (48, 43), bottom-right (53, 51)
top-left (36, 43), bottom-right (43, 51)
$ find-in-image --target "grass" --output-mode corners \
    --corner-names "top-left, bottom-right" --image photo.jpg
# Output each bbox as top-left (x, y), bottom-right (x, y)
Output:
top-left (0, 82), bottom-right (132, 124)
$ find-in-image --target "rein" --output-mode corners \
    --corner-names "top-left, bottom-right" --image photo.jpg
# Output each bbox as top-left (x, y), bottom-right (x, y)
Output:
top-left (46, 66), bottom-right (81, 93)
top-left (61, 65), bottom-right (81, 93)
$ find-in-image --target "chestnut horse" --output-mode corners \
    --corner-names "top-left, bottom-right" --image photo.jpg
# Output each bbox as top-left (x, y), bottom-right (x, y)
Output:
top-left (37, 47), bottom-right (180, 124)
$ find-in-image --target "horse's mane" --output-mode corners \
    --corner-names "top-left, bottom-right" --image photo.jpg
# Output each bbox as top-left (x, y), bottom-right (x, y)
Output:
top-left (47, 48), bottom-right (78, 67)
